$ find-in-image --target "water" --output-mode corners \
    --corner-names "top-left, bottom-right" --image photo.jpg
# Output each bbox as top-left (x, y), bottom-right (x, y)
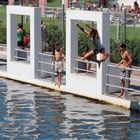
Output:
top-left (0, 78), bottom-right (140, 140)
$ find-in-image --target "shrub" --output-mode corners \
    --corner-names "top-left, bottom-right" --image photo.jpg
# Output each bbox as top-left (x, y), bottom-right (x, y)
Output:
top-left (0, 19), bottom-right (140, 66)
top-left (0, 23), bottom-right (6, 44)
top-left (46, 18), bottom-right (63, 52)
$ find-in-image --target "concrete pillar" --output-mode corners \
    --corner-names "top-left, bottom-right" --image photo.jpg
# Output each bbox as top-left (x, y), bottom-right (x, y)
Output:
top-left (66, 10), bottom-right (110, 97)
top-left (39, 0), bottom-right (47, 16)
top-left (66, 19), bottom-right (78, 74)
top-left (7, 6), bottom-right (41, 80)
top-left (66, 0), bottom-right (70, 8)
top-left (8, 0), bottom-right (47, 16)
top-left (97, 13), bottom-right (110, 95)
top-left (9, 0), bottom-right (15, 5)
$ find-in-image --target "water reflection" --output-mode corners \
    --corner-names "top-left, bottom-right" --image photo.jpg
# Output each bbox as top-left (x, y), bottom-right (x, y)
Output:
top-left (0, 78), bottom-right (140, 140)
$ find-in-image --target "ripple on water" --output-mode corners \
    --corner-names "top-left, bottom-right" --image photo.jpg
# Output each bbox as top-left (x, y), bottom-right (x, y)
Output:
top-left (0, 79), bottom-right (140, 140)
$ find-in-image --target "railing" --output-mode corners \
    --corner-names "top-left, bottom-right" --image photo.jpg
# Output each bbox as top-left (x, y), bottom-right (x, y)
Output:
top-left (110, 11), bottom-right (140, 25)
top-left (69, 2), bottom-right (99, 10)
top-left (105, 64), bottom-right (140, 100)
top-left (37, 52), bottom-right (66, 84)
top-left (14, 48), bottom-right (30, 62)
top-left (74, 58), bottom-right (97, 76)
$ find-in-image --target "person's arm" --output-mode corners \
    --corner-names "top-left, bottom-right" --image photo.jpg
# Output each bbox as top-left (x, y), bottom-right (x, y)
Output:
top-left (118, 59), bottom-right (123, 67)
top-left (86, 24), bottom-right (94, 30)
top-left (76, 24), bottom-right (90, 36)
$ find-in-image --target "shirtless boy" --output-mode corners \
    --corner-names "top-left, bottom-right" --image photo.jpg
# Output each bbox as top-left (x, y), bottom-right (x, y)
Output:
top-left (54, 43), bottom-right (64, 88)
top-left (118, 43), bottom-right (132, 97)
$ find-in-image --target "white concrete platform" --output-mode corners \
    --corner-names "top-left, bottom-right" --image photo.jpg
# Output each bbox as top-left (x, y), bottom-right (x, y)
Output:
top-left (1, 6), bottom-right (140, 111)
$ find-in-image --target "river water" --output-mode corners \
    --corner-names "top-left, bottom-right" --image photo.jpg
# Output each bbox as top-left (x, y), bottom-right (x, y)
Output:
top-left (0, 78), bottom-right (140, 140)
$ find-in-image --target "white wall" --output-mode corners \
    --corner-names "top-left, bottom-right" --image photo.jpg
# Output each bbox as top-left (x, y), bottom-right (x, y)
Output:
top-left (7, 6), bottom-right (41, 81)
top-left (66, 10), bottom-right (110, 98)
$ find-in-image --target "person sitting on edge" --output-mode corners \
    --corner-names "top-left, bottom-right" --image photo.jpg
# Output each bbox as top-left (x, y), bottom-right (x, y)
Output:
top-left (82, 47), bottom-right (111, 68)
top-left (54, 43), bottom-right (64, 88)
top-left (117, 43), bottom-right (132, 98)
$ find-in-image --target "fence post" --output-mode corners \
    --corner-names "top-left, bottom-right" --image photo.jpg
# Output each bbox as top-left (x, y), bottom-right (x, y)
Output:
top-left (124, 9), bottom-right (126, 43)
top-left (117, 14), bottom-right (121, 40)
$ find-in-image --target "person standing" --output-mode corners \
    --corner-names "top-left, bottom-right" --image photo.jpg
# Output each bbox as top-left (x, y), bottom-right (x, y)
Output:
top-left (54, 43), bottom-right (64, 88)
top-left (17, 23), bottom-right (24, 49)
top-left (118, 43), bottom-right (132, 98)
top-left (41, 20), bottom-right (47, 52)
top-left (17, 23), bottom-right (28, 60)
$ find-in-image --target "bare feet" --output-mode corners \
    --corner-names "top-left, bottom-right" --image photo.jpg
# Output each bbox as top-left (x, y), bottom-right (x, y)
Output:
top-left (96, 60), bottom-right (101, 68)
top-left (58, 84), bottom-right (60, 88)
top-left (55, 82), bottom-right (60, 88)
top-left (55, 82), bottom-right (58, 86)
top-left (117, 93), bottom-right (124, 98)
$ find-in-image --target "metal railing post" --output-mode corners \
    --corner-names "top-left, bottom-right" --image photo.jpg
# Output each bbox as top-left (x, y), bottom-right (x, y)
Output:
top-left (124, 9), bottom-right (127, 43)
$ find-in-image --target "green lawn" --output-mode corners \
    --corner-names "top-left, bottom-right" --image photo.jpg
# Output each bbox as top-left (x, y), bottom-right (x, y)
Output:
top-left (47, 0), bottom-right (98, 7)
top-left (47, 0), bottom-right (61, 7)
top-left (110, 25), bottom-right (140, 41)
top-left (0, 6), bottom-right (6, 24)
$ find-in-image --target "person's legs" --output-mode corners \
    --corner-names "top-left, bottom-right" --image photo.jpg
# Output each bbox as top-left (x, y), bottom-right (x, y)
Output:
top-left (93, 59), bottom-right (101, 68)
top-left (118, 79), bottom-right (125, 97)
top-left (55, 62), bottom-right (58, 85)
top-left (55, 61), bottom-right (63, 87)
top-left (86, 63), bottom-right (91, 72)
top-left (58, 72), bottom-right (62, 88)
top-left (118, 68), bottom-right (127, 97)
top-left (82, 50), bottom-right (95, 60)
top-left (55, 72), bottom-right (58, 85)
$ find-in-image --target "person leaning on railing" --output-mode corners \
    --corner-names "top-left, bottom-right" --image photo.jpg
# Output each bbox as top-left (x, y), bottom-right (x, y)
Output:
top-left (117, 43), bottom-right (132, 98)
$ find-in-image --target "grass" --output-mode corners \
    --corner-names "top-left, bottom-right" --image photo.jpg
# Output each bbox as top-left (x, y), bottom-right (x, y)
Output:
top-left (47, 0), bottom-right (61, 7)
top-left (47, 0), bottom-right (98, 7)
top-left (110, 25), bottom-right (140, 41)
top-left (0, 6), bottom-right (6, 24)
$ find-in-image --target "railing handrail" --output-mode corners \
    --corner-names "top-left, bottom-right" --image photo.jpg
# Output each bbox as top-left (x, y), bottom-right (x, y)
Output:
top-left (106, 64), bottom-right (140, 99)
top-left (106, 83), bottom-right (140, 94)
top-left (75, 58), bottom-right (98, 65)
top-left (74, 58), bottom-right (97, 74)
top-left (37, 69), bottom-right (57, 75)
top-left (39, 52), bottom-right (54, 58)
top-left (14, 48), bottom-right (30, 53)
top-left (108, 64), bottom-right (140, 72)
top-left (74, 67), bottom-right (96, 74)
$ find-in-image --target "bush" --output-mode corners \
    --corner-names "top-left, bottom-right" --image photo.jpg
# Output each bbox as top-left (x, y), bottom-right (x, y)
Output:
top-left (46, 18), bottom-right (63, 52)
top-left (110, 38), bottom-right (140, 66)
top-left (0, 19), bottom-right (140, 66)
top-left (0, 23), bottom-right (6, 44)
